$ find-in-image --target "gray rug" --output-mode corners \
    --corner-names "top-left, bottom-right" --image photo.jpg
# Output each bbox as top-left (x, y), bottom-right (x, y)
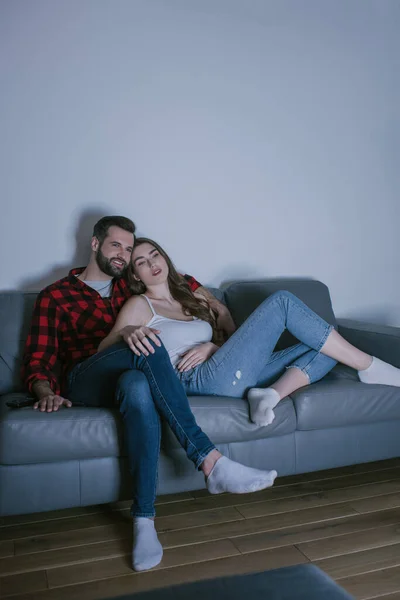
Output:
top-left (110, 564), bottom-right (354, 599)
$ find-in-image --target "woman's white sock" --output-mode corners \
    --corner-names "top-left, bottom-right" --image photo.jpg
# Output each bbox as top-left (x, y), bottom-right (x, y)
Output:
top-left (132, 517), bottom-right (163, 572)
top-left (206, 456), bottom-right (277, 494)
top-left (247, 388), bottom-right (281, 426)
top-left (358, 356), bottom-right (400, 387)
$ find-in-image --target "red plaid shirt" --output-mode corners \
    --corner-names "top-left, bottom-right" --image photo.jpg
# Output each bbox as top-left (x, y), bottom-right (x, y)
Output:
top-left (22, 268), bottom-right (201, 395)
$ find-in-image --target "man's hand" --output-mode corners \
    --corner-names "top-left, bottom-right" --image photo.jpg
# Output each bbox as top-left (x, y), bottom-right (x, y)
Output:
top-left (177, 342), bottom-right (218, 372)
top-left (33, 394), bottom-right (72, 413)
top-left (121, 325), bottom-right (161, 356)
top-left (32, 380), bottom-right (72, 412)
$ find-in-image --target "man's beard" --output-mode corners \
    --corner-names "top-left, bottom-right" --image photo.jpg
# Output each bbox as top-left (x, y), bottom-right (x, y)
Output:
top-left (96, 247), bottom-right (127, 279)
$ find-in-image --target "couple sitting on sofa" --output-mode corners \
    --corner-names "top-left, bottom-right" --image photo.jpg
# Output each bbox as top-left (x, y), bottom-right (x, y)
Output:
top-left (22, 215), bottom-right (400, 572)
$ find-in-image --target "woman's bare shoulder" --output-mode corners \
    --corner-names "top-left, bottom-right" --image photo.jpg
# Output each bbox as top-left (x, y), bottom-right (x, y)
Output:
top-left (119, 294), bottom-right (152, 322)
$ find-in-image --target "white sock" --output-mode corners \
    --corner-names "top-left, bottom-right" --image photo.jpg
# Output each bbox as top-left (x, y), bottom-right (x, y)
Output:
top-left (132, 517), bottom-right (163, 572)
top-left (358, 356), bottom-right (400, 387)
top-left (247, 388), bottom-right (281, 426)
top-left (206, 456), bottom-right (278, 495)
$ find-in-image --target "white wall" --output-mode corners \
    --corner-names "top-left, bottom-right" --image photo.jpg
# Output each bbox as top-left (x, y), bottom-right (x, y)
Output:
top-left (1, 0), bottom-right (399, 324)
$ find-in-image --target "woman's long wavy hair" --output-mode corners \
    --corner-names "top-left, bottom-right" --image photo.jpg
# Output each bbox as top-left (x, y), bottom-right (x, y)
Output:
top-left (129, 237), bottom-right (218, 331)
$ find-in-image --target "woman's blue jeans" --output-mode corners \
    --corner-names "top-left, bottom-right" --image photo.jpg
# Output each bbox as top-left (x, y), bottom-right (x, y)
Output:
top-left (177, 291), bottom-right (337, 397)
top-left (67, 342), bottom-right (215, 518)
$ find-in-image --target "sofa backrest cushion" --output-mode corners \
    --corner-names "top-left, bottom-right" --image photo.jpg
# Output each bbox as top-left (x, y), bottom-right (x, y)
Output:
top-left (0, 292), bottom-right (38, 395)
top-left (224, 279), bottom-right (337, 350)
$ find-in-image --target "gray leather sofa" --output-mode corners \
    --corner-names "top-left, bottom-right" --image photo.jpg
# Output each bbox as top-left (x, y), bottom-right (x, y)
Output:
top-left (1, 279), bottom-right (400, 517)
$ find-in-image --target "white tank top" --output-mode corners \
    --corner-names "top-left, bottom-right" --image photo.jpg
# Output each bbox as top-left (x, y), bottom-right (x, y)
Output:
top-left (142, 295), bottom-right (213, 367)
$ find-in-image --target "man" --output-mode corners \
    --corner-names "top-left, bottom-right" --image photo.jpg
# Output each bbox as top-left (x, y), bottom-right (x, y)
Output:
top-left (22, 215), bottom-right (275, 572)
top-left (24, 215), bottom-right (235, 412)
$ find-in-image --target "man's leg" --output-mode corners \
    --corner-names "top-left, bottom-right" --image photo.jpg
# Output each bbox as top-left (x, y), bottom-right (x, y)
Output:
top-left (68, 341), bottom-right (216, 468)
top-left (117, 371), bottom-right (161, 518)
top-left (68, 342), bottom-right (278, 571)
top-left (116, 370), bottom-right (163, 571)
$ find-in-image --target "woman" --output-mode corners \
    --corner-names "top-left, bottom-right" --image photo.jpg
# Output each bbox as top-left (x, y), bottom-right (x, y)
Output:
top-left (99, 238), bottom-right (400, 570)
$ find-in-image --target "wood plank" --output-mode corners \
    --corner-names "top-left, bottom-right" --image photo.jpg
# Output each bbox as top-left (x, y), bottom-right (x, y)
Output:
top-left (14, 524), bottom-right (128, 556)
top-left (232, 505), bottom-right (368, 553)
top-left (237, 480), bottom-right (400, 519)
top-left (1, 507), bottom-right (242, 575)
top-left (0, 538), bottom-right (131, 577)
top-left (0, 506), bottom-right (108, 529)
top-left (276, 458), bottom-right (400, 485)
top-left (297, 523), bottom-right (400, 561)
top-left (155, 492), bottom-right (194, 505)
top-left (350, 491), bottom-right (400, 514)
top-left (338, 565), bottom-right (400, 599)
top-left (314, 468), bottom-right (400, 491)
top-left (0, 570), bottom-right (48, 597)
top-left (0, 511), bottom-right (132, 542)
top-left (315, 541), bottom-right (400, 579)
top-left (47, 538), bottom-right (239, 588)
top-left (364, 593), bottom-right (400, 600)
top-left (156, 506), bottom-right (243, 533)
top-left (10, 545), bottom-right (308, 600)
top-left (0, 493), bottom-right (194, 529)
top-left (0, 541), bottom-right (14, 558)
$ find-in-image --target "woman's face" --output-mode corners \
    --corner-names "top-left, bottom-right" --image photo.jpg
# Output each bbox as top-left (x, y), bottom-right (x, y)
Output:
top-left (131, 242), bottom-right (169, 287)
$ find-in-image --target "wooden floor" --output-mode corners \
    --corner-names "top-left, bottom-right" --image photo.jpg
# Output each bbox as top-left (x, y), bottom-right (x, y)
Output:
top-left (3, 460), bottom-right (400, 600)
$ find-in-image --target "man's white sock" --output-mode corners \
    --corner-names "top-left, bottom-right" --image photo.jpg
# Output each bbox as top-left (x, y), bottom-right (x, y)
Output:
top-left (247, 388), bottom-right (281, 426)
top-left (132, 517), bottom-right (163, 572)
top-left (206, 456), bottom-right (277, 494)
top-left (358, 356), bottom-right (400, 387)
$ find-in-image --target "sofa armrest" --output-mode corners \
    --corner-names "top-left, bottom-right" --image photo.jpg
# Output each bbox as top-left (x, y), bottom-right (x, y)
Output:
top-left (337, 319), bottom-right (400, 368)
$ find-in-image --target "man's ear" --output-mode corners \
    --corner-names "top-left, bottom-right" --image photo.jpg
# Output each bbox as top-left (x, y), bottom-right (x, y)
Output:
top-left (91, 236), bottom-right (99, 252)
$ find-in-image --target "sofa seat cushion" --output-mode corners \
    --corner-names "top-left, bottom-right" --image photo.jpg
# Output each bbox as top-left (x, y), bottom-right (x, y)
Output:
top-left (162, 396), bottom-right (296, 450)
top-left (1, 393), bottom-right (296, 465)
top-left (0, 394), bottom-right (124, 465)
top-left (292, 380), bottom-right (400, 431)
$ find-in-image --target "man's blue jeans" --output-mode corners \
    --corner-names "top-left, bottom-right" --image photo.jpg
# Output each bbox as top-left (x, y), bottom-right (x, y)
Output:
top-left (177, 291), bottom-right (337, 396)
top-left (67, 342), bottom-right (215, 518)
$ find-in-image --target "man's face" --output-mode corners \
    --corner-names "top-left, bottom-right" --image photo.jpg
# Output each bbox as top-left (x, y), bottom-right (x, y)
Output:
top-left (94, 226), bottom-right (134, 278)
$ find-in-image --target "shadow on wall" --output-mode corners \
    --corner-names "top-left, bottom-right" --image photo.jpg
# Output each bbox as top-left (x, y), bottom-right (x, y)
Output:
top-left (18, 208), bottom-right (109, 292)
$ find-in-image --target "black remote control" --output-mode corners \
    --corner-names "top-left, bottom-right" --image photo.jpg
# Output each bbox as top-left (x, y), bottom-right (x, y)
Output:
top-left (6, 397), bottom-right (37, 409)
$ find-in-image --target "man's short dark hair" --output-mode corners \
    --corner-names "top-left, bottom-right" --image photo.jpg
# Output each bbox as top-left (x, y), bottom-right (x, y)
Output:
top-left (93, 216), bottom-right (136, 245)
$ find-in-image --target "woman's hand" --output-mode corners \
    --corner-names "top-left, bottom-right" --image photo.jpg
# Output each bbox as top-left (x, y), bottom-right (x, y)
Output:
top-left (177, 342), bottom-right (218, 372)
top-left (121, 325), bottom-right (161, 356)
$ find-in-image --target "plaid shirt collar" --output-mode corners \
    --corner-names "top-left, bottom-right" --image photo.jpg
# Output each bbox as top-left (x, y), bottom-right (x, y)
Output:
top-left (67, 267), bottom-right (130, 297)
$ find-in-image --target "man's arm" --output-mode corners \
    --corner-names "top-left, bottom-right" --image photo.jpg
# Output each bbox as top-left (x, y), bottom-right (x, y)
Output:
top-left (182, 274), bottom-right (202, 292)
top-left (195, 285), bottom-right (237, 339)
top-left (21, 291), bottom-right (65, 400)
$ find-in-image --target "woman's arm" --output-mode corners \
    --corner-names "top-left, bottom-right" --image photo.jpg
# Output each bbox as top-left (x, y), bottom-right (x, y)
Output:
top-left (98, 296), bottom-right (160, 355)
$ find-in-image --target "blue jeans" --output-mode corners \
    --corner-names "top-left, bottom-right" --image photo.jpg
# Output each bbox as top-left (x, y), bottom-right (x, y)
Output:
top-left (67, 342), bottom-right (215, 518)
top-left (177, 291), bottom-right (337, 397)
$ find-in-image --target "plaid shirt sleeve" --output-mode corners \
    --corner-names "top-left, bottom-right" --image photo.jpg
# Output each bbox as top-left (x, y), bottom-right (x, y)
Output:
top-left (183, 274), bottom-right (202, 292)
top-left (21, 291), bottom-right (62, 395)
